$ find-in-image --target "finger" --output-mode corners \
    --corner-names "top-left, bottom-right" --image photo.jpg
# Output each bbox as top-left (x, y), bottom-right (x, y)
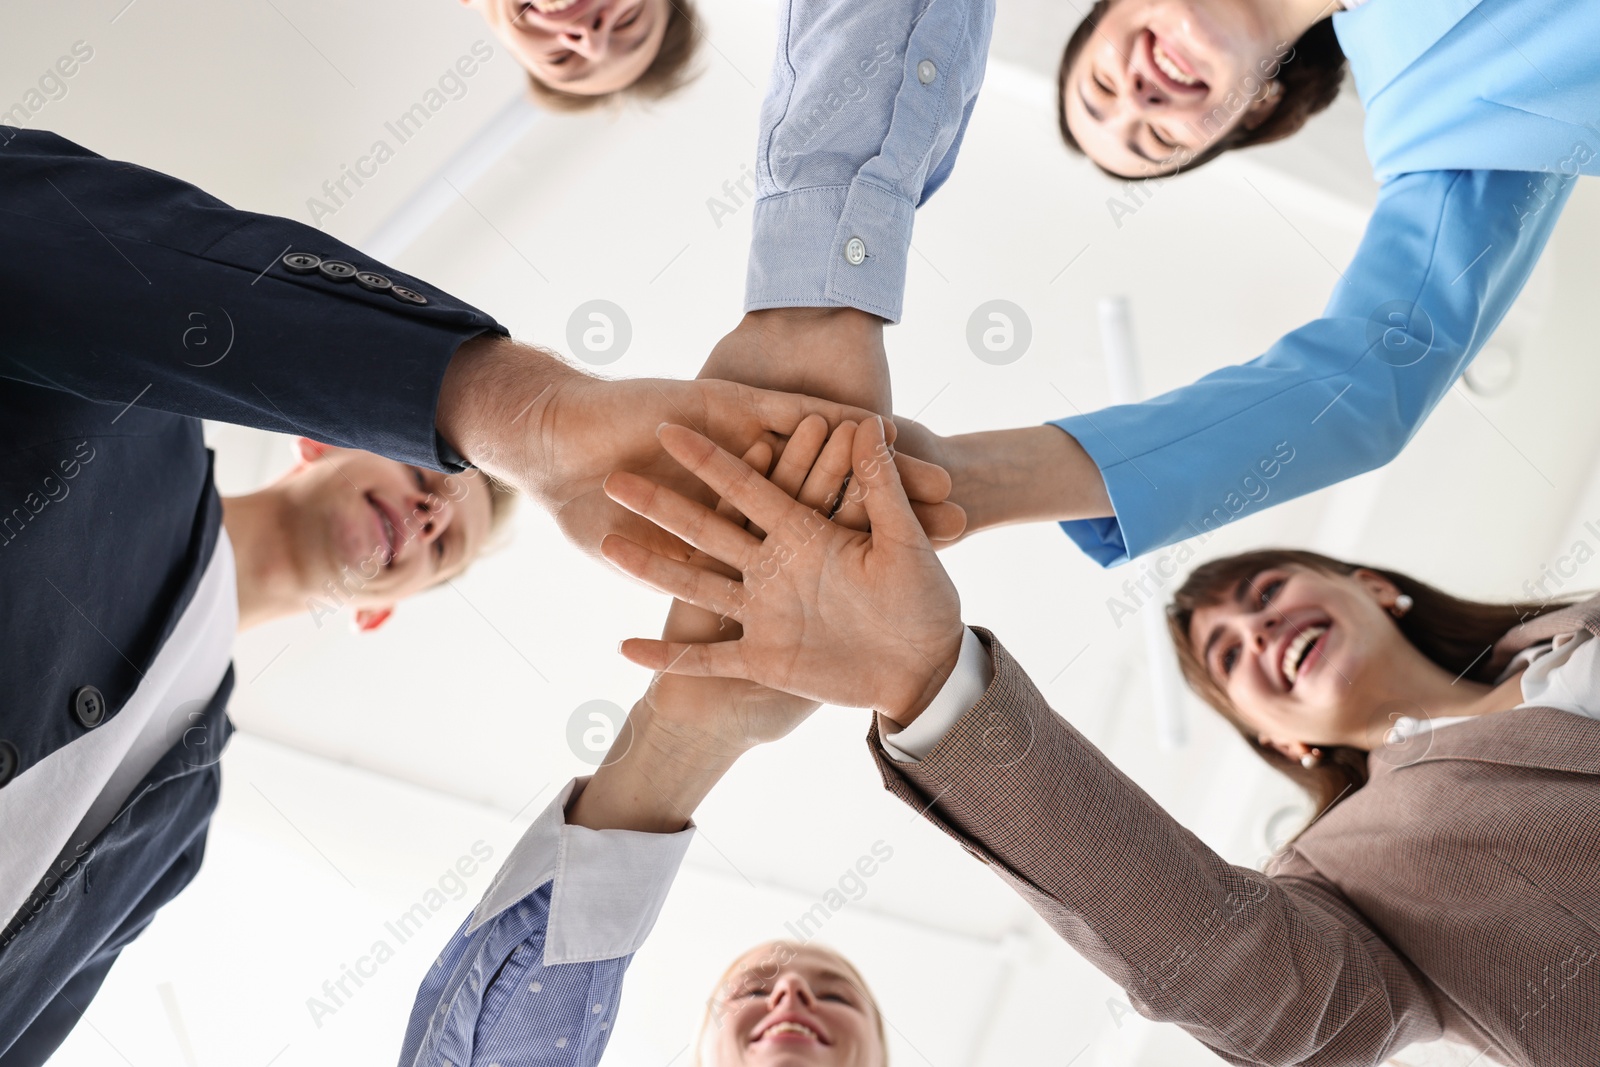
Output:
top-left (738, 439), bottom-right (774, 482)
top-left (912, 500), bottom-right (967, 543)
top-left (618, 637), bottom-right (748, 679)
top-left (603, 470), bottom-right (762, 571)
top-left (766, 414), bottom-right (831, 500)
top-left (854, 416), bottom-right (928, 545)
top-left (740, 384), bottom-right (891, 443)
top-left (655, 424), bottom-right (807, 535)
top-left (601, 534), bottom-right (749, 619)
top-left (894, 452), bottom-right (952, 505)
top-left (796, 422), bottom-right (859, 514)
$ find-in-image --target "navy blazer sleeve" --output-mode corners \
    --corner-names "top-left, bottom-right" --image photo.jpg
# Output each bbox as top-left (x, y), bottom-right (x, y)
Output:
top-left (0, 127), bottom-right (507, 470)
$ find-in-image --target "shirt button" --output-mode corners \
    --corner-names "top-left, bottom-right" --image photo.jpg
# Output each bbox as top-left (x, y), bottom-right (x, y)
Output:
top-left (71, 685), bottom-right (106, 729)
top-left (318, 259), bottom-right (357, 282)
top-left (0, 740), bottom-right (18, 787)
top-left (281, 251), bottom-right (321, 274)
top-left (844, 237), bottom-right (867, 265)
top-left (917, 59), bottom-right (937, 84)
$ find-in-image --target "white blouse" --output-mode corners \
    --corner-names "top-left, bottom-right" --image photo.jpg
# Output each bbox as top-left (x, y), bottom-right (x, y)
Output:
top-left (1387, 629), bottom-right (1599, 744)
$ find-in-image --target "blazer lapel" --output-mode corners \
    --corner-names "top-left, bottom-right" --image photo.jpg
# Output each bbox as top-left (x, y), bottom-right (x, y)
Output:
top-left (1485, 593), bottom-right (1600, 676)
top-left (1371, 705), bottom-right (1600, 782)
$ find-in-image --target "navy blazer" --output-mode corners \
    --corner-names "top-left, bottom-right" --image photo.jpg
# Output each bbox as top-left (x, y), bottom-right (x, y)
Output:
top-left (0, 126), bottom-right (503, 1065)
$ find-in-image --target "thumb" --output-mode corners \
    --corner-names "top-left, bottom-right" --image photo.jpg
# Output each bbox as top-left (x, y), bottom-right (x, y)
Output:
top-left (854, 416), bottom-right (927, 546)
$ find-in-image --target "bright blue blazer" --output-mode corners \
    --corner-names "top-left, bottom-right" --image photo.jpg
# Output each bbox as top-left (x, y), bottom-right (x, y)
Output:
top-left (1054, 0), bottom-right (1598, 565)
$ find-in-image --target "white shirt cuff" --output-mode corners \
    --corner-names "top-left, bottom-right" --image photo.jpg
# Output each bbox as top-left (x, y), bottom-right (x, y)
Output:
top-left (466, 777), bottom-right (694, 965)
top-left (880, 627), bottom-right (992, 763)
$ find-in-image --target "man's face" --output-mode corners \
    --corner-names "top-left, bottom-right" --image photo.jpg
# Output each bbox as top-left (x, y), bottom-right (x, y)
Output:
top-left (1063, 0), bottom-right (1281, 178)
top-left (464, 0), bottom-right (672, 96)
top-left (283, 440), bottom-right (495, 620)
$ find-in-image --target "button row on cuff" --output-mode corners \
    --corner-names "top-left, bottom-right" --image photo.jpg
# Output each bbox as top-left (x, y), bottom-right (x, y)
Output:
top-left (279, 252), bottom-right (429, 305)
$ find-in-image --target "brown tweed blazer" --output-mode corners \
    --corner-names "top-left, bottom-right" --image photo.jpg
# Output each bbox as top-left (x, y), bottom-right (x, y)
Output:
top-left (868, 599), bottom-right (1600, 1067)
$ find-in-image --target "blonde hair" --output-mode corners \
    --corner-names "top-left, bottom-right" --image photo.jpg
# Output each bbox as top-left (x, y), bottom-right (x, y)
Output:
top-left (692, 940), bottom-right (888, 1066)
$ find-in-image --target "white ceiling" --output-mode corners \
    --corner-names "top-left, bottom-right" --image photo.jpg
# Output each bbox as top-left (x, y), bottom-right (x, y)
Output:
top-left (9, 1), bottom-right (1600, 1065)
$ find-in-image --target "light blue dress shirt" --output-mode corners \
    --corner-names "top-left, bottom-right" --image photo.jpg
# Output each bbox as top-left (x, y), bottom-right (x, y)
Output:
top-left (749, 0), bottom-right (1596, 565)
top-left (743, 0), bottom-right (994, 323)
top-left (398, 884), bottom-right (628, 1067)
top-left (397, 779), bottom-right (694, 1066)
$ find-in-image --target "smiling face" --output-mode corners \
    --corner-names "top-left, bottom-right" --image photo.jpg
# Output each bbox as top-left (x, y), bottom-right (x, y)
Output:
top-left (705, 943), bottom-right (886, 1067)
top-left (281, 440), bottom-right (495, 623)
top-left (463, 0), bottom-right (672, 96)
top-left (1185, 565), bottom-right (1417, 757)
top-left (1062, 0), bottom-right (1285, 177)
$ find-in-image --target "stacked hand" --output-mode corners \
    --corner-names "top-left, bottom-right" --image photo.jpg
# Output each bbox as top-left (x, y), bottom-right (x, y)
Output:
top-left (436, 334), bottom-right (962, 562)
top-left (602, 415), bottom-right (966, 727)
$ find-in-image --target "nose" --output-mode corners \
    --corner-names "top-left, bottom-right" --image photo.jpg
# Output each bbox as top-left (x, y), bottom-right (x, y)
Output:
top-left (1245, 611), bottom-right (1279, 654)
top-left (1126, 66), bottom-right (1170, 111)
top-left (410, 489), bottom-right (454, 548)
top-left (561, 6), bottom-right (613, 58)
top-left (769, 973), bottom-right (815, 1008)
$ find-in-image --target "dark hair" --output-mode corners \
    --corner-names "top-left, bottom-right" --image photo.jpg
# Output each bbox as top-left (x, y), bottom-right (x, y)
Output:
top-left (525, 0), bottom-right (701, 113)
top-left (1056, 0), bottom-right (1347, 178)
top-left (1166, 549), bottom-right (1576, 822)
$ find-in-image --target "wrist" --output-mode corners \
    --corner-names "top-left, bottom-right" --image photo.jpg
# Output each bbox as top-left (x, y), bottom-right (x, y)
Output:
top-left (879, 624), bottom-right (966, 729)
top-left (435, 333), bottom-right (583, 496)
top-left (567, 704), bottom-right (740, 835)
top-left (953, 426), bottom-right (1111, 532)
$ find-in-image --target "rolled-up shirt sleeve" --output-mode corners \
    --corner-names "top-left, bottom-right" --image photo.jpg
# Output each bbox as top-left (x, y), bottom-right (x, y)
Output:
top-left (744, 0), bottom-right (994, 323)
top-left (1052, 167), bottom-right (1574, 566)
top-left (398, 778), bottom-right (694, 1066)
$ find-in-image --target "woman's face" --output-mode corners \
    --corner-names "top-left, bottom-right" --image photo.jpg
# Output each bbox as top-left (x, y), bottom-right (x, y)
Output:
top-left (1063, 0), bottom-right (1283, 177)
top-left (1186, 566), bottom-right (1412, 756)
top-left (464, 0), bottom-right (671, 96)
top-left (706, 943), bottom-right (885, 1067)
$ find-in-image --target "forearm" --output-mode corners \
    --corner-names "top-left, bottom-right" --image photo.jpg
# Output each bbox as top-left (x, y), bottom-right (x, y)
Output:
top-left (566, 703), bottom-right (740, 835)
top-left (435, 333), bottom-right (583, 489)
top-left (698, 307), bottom-right (891, 414)
top-left (945, 425), bottom-right (1112, 532)
top-left (869, 631), bottom-right (1433, 1064)
top-left (3, 128), bottom-right (505, 472)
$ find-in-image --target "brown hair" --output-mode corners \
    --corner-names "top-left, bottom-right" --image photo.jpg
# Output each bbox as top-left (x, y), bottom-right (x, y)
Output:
top-left (1056, 0), bottom-right (1347, 178)
top-left (525, 0), bottom-right (702, 113)
top-left (1166, 549), bottom-right (1576, 821)
top-left (694, 940), bottom-right (889, 1066)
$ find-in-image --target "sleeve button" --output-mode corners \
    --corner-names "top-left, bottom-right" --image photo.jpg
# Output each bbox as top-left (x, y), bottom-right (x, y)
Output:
top-left (281, 252), bottom-right (321, 274)
top-left (355, 271), bottom-right (392, 292)
top-left (318, 259), bottom-right (357, 281)
top-left (917, 59), bottom-right (937, 84)
top-left (390, 285), bottom-right (429, 305)
top-left (844, 237), bottom-right (867, 265)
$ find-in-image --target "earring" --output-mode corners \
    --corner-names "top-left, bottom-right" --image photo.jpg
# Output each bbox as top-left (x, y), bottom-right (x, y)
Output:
top-left (1299, 747), bottom-right (1323, 770)
top-left (1392, 593), bottom-right (1414, 618)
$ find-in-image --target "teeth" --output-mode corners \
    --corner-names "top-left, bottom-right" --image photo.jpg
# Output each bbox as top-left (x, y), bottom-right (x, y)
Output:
top-left (527, 0), bottom-right (579, 13)
top-left (1152, 41), bottom-right (1199, 86)
top-left (1281, 626), bottom-right (1327, 686)
top-left (764, 1022), bottom-right (819, 1041)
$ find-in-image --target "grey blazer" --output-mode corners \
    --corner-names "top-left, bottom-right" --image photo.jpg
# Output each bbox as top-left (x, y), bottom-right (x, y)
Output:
top-left (869, 600), bottom-right (1600, 1066)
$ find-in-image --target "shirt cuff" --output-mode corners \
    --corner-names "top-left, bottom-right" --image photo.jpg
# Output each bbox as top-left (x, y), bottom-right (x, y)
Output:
top-left (745, 182), bottom-right (915, 324)
top-left (466, 778), bottom-right (694, 965)
top-left (880, 627), bottom-right (992, 762)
